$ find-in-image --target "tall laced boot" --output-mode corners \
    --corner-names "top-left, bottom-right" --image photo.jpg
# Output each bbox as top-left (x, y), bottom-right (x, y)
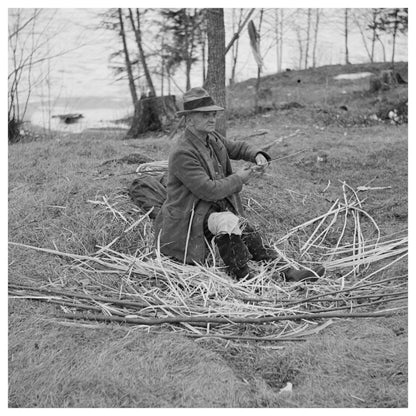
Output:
top-left (281, 265), bottom-right (325, 282)
top-left (242, 226), bottom-right (279, 262)
top-left (215, 233), bottom-right (253, 280)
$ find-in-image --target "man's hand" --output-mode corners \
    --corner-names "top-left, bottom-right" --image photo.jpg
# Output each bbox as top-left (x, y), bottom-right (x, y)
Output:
top-left (236, 154), bottom-right (269, 184)
top-left (255, 153), bottom-right (269, 167)
top-left (235, 166), bottom-right (253, 184)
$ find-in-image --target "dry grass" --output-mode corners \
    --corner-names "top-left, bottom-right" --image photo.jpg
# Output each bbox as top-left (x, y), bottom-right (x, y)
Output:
top-left (9, 300), bottom-right (258, 407)
top-left (200, 314), bottom-right (407, 408)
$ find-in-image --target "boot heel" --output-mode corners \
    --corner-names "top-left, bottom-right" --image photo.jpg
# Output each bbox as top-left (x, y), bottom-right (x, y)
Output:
top-left (283, 266), bottom-right (325, 282)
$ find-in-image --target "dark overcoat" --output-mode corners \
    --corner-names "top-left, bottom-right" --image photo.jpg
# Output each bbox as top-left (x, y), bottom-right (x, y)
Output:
top-left (154, 128), bottom-right (269, 264)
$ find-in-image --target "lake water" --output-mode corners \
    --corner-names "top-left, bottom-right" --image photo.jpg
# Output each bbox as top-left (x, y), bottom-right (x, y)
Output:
top-left (29, 105), bottom-right (133, 133)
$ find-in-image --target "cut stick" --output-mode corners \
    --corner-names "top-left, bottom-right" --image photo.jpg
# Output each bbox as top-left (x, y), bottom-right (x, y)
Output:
top-left (57, 308), bottom-right (406, 326)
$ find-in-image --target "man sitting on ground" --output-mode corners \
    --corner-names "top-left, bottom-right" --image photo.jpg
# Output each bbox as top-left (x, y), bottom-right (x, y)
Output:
top-left (155, 87), bottom-right (324, 281)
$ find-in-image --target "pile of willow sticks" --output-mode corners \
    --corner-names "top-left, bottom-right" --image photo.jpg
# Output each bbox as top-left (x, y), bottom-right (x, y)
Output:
top-left (9, 183), bottom-right (408, 342)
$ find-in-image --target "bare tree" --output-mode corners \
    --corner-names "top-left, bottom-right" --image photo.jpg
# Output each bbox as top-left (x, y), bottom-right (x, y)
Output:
top-left (272, 8), bottom-right (296, 72)
top-left (377, 35), bottom-right (387, 62)
top-left (199, 11), bottom-right (208, 85)
top-left (304, 8), bottom-right (312, 69)
top-left (8, 9), bottom-right (39, 139)
top-left (229, 8), bottom-right (243, 86)
top-left (351, 9), bottom-right (373, 62)
top-left (292, 9), bottom-right (312, 70)
top-left (225, 8), bottom-right (255, 56)
top-left (128, 8), bottom-right (156, 97)
top-left (295, 26), bottom-right (304, 70)
top-left (369, 9), bottom-right (382, 62)
top-left (377, 8), bottom-right (408, 64)
top-left (117, 9), bottom-right (138, 104)
top-left (204, 8), bottom-right (226, 135)
top-left (353, 8), bottom-right (387, 63)
top-left (154, 11), bottom-right (182, 96)
top-left (8, 8), bottom-right (66, 142)
top-left (158, 15), bottom-right (168, 96)
top-left (312, 8), bottom-right (321, 68)
top-left (161, 9), bottom-right (205, 91)
top-left (344, 8), bottom-right (351, 64)
top-left (249, 9), bottom-right (264, 112)
top-left (274, 9), bottom-right (281, 73)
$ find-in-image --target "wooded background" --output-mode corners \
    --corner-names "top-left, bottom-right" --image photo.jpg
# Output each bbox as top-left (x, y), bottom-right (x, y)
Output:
top-left (8, 8), bottom-right (408, 139)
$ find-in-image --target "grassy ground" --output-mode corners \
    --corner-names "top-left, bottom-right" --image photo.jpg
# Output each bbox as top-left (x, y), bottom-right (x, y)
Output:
top-left (8, 62), bottom-right (408, 408)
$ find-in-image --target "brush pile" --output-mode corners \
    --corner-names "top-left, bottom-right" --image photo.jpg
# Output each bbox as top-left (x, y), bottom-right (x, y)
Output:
top-left (9, 182), bottom-right (407, 342)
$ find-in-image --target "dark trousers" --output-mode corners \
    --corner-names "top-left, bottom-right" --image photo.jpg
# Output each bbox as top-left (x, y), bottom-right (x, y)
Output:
top-left (203, 211), bottom-right (274, 270)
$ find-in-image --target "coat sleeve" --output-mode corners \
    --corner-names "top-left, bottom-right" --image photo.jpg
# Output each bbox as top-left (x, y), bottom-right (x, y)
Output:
top-left (219, 135), bottom-right (271, 163)
top-left (170, 149), bottom-right (244, 202)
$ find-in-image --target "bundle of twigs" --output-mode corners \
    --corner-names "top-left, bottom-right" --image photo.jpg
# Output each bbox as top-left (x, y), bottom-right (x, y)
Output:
top-left (9, 182), bottom-right (407, 342)
top-left (275, 181), bottom-right (407, 276)
top-left (135, 160), bottom-right (168, 175)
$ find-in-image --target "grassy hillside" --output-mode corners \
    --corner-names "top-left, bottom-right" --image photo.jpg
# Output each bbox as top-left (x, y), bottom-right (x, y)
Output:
top-left (8, 62), bottom-right (408, 408)
top-left (228, 61), bottom-right (407, 117)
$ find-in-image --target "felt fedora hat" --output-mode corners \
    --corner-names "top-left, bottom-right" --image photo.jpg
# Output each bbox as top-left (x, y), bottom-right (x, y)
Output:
top-left (177, 87), bottom-right (224, 116)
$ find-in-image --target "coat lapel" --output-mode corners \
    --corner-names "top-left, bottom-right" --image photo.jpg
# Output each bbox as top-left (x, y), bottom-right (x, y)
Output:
top-left (183, 129), bottom-right (217, 179)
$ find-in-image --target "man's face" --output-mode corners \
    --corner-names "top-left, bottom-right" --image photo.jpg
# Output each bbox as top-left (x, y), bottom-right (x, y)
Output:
top-left (188, 111), bottom-right (217, 134)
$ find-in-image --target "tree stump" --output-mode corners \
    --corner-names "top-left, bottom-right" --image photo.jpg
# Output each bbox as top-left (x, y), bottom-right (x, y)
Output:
top-left (380, 69), bottom-right (397, 86)
top-left (369, 70), bottom-right (407, 93)
top-left (126, 95), bottom-right (178, 138)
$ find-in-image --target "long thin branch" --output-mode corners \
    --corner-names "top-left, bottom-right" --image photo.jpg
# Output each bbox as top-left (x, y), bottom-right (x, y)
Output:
top-left (239, 275), bottom-right (407, 305)
top-left (225, 8), bottom-right (255, 55)
top-left (293, 290), bottom-right (407, 305)
top-left (57, 309), bottom-right (405, 326)
top-left (10, 295), bottom-right (124, 315)
top-left (304, 295), bottom-right (407, 314)
top-left (8, 9), bottom-right (42, 40)
top-left (8, 45), bottom-right (88, 81)
top-left (8, 283), bottom-right (150, 309)
top-left (185, 333), bottom-right (306, 342)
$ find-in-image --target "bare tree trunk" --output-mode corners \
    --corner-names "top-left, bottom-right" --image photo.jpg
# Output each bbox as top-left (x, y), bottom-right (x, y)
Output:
top-left (185, 60), bottom-right (191, 90)
top-left (8, 9), bottom-right (67, 142)
top-left (184, 9), bottom-right (197, 91)
top-left (229, 8), bottom-right (243, 86)
top-left (201, 43), bottom-right (205, 84)
top-left (391, 9), bottom-right (399, 65)
top-left (118, 8), bottom-right (138, 105)
top-left (391, 32), bottom-right (397, 65)
top-left (128, 8), bottom-right (156, 96)
top-left (274, 9), bottom-right (280, 73)
top-left (160, 41), bottom-right (165, 96)
top-left (279, 9), bottom-right (284, 72)
top-left (344, 8), bottom-right (351, 64)
top-left (204, 8), bottom-right (226, 135)
top-left (377, 35), bottom-right (386, 62)
top-left (225, 8), bottom-right (254, 55)
top-left (312, 8), bottom-right (320, 68)
top-left (45, 39), bottom-right (52, 136)
top-left (167, 68), bottom-right (172, 95)
top-left (160, 16), bottom-right (168, 96)
top-left (254, 9), bottom-right (264, 113)
top-left (353, 10), bottom-right (372, 62)
top-left (304, 8), bottom-right (312, 69)
top-left (296, 27), bottom-right (303, 70)
top-left (370, 9), bottom-right (378, 62)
